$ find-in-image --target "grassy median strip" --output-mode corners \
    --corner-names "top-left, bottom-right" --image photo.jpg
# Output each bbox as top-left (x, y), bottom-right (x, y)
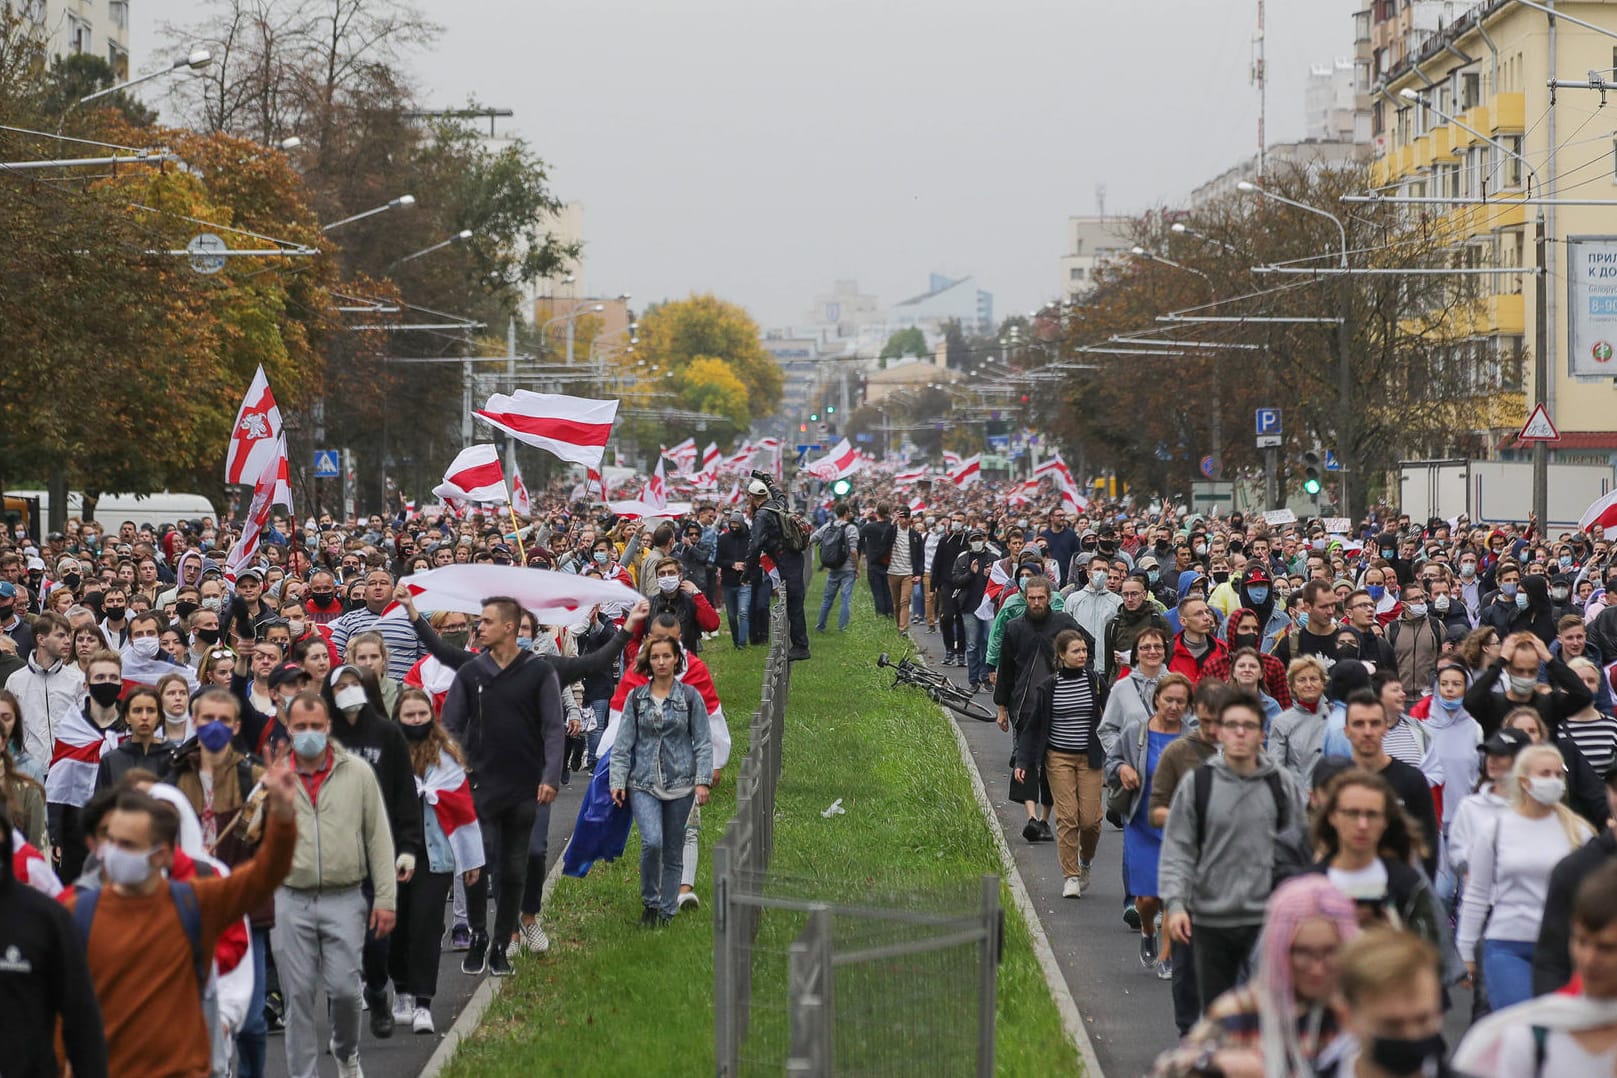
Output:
top-left (442, 590), bottom-right (1078, 1076)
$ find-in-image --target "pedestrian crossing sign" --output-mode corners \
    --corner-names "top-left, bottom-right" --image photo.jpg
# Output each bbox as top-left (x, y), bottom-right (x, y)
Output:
top-left (313, 450), bottom-right (340, 478)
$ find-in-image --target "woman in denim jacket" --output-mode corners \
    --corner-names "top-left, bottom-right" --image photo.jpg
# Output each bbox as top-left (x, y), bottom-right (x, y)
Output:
top-left (610, 637), bottom-right (713, 926)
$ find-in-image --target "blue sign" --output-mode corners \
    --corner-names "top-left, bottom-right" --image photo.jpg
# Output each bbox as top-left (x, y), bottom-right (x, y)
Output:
top-left (855, 433), bottom-right (874, 443)
top-left (987, 435), bottom-right (1010, 451)
top-left (794, 444), bottom-right (823, 456)
top-left (1199, 455), bottom-right (1217, 479)
top-left (1255, 408), bottom-right (1282, 436)
top-left (1324, 450), bottom-right (1341, 472)
top-left (313, 450), bottom-right (340, 478)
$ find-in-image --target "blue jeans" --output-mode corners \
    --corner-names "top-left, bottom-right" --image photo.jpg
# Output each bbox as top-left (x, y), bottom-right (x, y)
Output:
top-left (630, 790), bottom-right (696, 916)
top-left (1481, 938), bottom-right (1536, 1011)
top-left (964, 614), bottom-right (990, 684)
top-left (586, 699), bottom-right (609, 765)
top-left (722, 583), bottom-right (751, 645)
top-left (911, 578), bottom-right (927, 623)
top-left (236, 925), bottom-right (269, 1078)
top-left (817, 568), bottom-right (856, 631)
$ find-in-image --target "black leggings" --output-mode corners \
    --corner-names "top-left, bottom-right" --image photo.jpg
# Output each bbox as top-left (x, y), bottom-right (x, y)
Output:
top-left (466, 798), bottom-right (537, 943)
top-left (389, 869), bottom-right (453, 1002)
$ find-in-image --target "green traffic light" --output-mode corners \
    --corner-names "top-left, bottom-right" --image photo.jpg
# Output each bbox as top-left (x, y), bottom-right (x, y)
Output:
top-left (1304, 478), bottom-right (1322, 495)
top-left (830, 478), bottom-right (852, 496)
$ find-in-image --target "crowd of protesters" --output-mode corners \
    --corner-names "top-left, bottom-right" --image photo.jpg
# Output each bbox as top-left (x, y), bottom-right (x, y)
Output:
top-left (13, 457), bottom-right (1617, 1074)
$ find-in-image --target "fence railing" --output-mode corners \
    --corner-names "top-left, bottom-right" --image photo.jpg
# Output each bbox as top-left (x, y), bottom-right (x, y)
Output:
top-left (713, 600), bottom-right (1002, 1077)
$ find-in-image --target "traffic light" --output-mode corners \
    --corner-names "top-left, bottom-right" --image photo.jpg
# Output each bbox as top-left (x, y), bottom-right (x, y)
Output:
top-left (1302, 451), bottom-right (1322, 497)
top-left (830, 477), bottom-right (853, 497)
top-left (810, 413), bottom-right (819, 422)
top-left (826, 405), bottom-right (835, 414)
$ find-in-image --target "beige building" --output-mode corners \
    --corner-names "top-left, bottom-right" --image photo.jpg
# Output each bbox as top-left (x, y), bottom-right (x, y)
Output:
top-left (1059, 216), bottom-right (1133, 301)
top-left (1369, 0), bottom-right (1617, 461)
top-left (862, 356), bottom-right (959, 406)
top-left (23, 0), bottom-right (130, 78)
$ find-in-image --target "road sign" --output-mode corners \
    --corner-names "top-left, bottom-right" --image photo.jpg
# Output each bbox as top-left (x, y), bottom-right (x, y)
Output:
top-left (1255, 408), bottom-right (1282, 436)
top-left (1199, 455), bottom-right (1217, 479)
top-left (794, 444), bottom-right (823, 456)
top-left (1256, 434), bottom-right (1283, 449)
top-left (313, 450), bottom-right (340, 478)
top-left (186, 233), bottom-right (227, 275)
top-left (1518, 403), bottom-right (1561, 443)
top-left (1324, 450), bottom-right (1341, 471)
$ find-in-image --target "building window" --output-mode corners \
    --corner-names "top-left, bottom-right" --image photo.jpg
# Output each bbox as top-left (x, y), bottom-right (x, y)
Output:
top-left (107, 41), bottom-right (127, 81)
top-left (1460, 72), bottom-right (1481, 110)
top-left (1494, 336), bottom-right (1525, 390)
top-left (1499, 136), bottom-right (1523, 189)
top-left (109, 0), bottom-right (128, 30)
top-left (67, 14), bottom-right (90, 54)
top-left (1069, 268), bottom-right (1085, 281)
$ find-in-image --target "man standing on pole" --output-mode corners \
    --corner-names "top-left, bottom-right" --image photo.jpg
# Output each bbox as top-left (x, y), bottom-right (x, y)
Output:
top-left (745, 474), bottom-right (810, 661)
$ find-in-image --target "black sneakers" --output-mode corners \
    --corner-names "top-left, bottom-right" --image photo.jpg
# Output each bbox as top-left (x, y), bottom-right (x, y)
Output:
top-left (365, 989), bottom-right (393, 1038)
top-left (461, 931), bottom-right (489, 975)
top-left (488, 945), bottom-right (513, 977)
top-left (640, 907), bottom-right (661, 929)
top-left (1022, 818), bottom-right (1042, 843)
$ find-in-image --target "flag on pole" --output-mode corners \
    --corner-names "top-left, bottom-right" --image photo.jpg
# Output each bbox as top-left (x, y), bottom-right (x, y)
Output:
top-left (224, 437), bottom-right (290, 581)
top-left (697, 442), bottom-right (720, 484)
top-left (418, 751), bottom-right (485, 873)
top-left (805, 439), bottom-right (861, 481)
top-left (434, 444), bottom-right (507, 503)
top-left (225, 365), bottom-right (284, 486)
top-left (661, 437), bottom-right (698, 475)
top-left (475, 390), bottom-right (618, 470)
top-left (943, 450), bottom-right (963, 472)
top-left (510, 461), bottom-right (532, 517)
top-left (892, 466), bottom-right (928, 486)
top-left (646, 458), bottom-right (669, 511)
top-left (1580, 488), bottom-right (1617, 534)
top-left (949, 454), bottom-right (982, 488)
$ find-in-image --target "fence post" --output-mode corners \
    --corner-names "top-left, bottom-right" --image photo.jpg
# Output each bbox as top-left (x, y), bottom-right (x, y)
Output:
top-left (785, 905), bottom-right (834, 1076)
top-left (976, 875), bottom-right (1001, 1077)
top-left (714, 840), bottom-right (734, 1077)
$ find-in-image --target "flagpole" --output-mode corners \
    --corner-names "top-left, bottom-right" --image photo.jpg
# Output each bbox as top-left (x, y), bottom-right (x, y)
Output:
top-left (507, 498), bottom-right (528, 563)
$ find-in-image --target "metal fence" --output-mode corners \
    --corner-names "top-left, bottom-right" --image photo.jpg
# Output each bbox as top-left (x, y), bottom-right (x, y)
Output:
top-left (713, 602), bottom-right (1002, 1077)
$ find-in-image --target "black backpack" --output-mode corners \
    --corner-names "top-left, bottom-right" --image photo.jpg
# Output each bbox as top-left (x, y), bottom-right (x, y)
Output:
top-left (770, 505), bottom-right (812, 554)
top-left (820, 521), bottom-right (850, 570)
top-left (1193, 764), bottom-right (1289, 875)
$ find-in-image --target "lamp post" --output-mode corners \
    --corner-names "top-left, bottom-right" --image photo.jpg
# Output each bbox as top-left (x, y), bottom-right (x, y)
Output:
top-left (1400, 86), bottom-right (1549, 524)
top-left (79, 48), bottom-right (211, 104)
top-left (321, 194), bottom-right (415, 232)
top-left (387, 229), bottom-right (473, 269)
top-left (542, 303), bottom-right (607, 365)
top-left (1132, 246), bottom-right (1223, 479)
top-left (1237, 179), bottom-right (1356, 517)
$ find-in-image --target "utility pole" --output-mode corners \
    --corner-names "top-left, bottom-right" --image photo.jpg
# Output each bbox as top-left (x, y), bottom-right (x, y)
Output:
top-left (1253, 0), bottom-right (1267, 178)
top-left (505, 315), bottom-right (519, 477)
top-left (1533, 211), bottom-right (1549, 523)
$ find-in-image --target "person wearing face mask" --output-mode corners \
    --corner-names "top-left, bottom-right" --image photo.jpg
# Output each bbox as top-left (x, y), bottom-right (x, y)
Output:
top-left (322, 665), bottom-right (423, 1038)
top-left (0, 579), bottom-right (34, 657)
top-left (1230, 565), bottom-right (1289, 655)
top-left (1457, 744), bottom-right (1596, 1011)
top-left (302, 570), bottom-right (345, 627)
top-left (929, 516), bottom-right (970, 660)
top-left (1061, 552), bottom-right (1122, 659)
top-left (636, 557), bottom-right (720, 662)
top-left (1383, 579), bottom-right (1444, 693)
top-left (1321, 929), bottom-right (1458, 1078)
top-left (47, 650), bottom-right (126, 882)
top-left (1464, 629), bottom-right (1593, 742)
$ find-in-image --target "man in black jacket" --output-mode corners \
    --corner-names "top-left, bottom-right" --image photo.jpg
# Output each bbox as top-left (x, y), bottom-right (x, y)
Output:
top-left (993, 576), bottom-right (1084, 731)
top-left (746, 476), bottom-right (810, 661)
top-left (1534, 763), bottom-right (1617, 995)
top-left (1463, 630), bottom-right (1592, 738)
top-left (859, 504), bottom-right (897, 618)
top-left (0, 808), bottom-right (107, 1078)
top-left (931, 522), bottom-right (970, 665)
top-left (441, 596), bottom-right (568, 978)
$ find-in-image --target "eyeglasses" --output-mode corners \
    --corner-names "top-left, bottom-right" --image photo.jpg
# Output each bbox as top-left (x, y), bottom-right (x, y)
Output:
top-left (1332, 808), bottom-right (1385, 822)
top-left (1136, 642), bottom-right (1165, 651)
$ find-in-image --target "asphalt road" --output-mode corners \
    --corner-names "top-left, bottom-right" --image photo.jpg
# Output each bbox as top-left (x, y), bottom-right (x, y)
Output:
top-left (261, 764), bottom-right (589, 1078)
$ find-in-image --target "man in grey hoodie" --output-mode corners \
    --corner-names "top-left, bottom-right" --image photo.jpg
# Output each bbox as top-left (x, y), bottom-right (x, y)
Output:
top-left (1159, 689), bottom-right (1306, 1015)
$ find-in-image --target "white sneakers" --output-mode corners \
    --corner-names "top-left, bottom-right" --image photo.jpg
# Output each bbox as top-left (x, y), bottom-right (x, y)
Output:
top-left (519, 919), bottom-right (551, 954)
top-left (1062, 876), bottom-right (1083, 899)
top-left (334, 1052), bottom-right (364, 1078)
top-left (391, 992), bottom-right (414, 1024)
top-left (412, 1005), bottom-right (435, 1035)
top-left (677, 890), bottom-right (701, 911)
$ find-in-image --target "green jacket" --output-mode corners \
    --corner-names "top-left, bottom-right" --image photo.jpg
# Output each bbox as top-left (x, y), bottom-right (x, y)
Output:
top-left (986, 590), bottom-right (1066, 669)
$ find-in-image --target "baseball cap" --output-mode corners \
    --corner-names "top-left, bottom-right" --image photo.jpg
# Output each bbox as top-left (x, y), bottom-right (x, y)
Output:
top-left (0, 582), bottom-right (14, 600)
top-left (236, 567), bottom-right (264, 583)
top-left (1480, 728), bottom-right (1532, 758)
top-left (268, 662), bottom-right (311, 689)
top-left (1242, 565), bottom-right (1272, 585)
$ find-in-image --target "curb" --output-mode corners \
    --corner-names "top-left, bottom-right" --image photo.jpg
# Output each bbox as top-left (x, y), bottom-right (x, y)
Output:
top-left (418, 841), bottom-right (571, 1078)
top-left (944, 708), bottom-right (1106, 1078)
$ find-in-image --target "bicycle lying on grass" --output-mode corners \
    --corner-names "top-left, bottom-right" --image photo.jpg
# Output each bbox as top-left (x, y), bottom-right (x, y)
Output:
top-left (877, 650), bottom-right (996, 722)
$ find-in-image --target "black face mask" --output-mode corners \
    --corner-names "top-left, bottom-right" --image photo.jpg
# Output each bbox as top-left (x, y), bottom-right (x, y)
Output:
top-left (88, 682), bottom-right (123, 708)
top-left (103, 606), bottom-right (126, 621)
top-left (63, 573), bottom-right (81, 589)
top-left (400, 721), bottom-right (433, 743)
top-left (1367, 1033), bottom-right (1445, 1076)
top-left (195, 627), bottom-right (221, 645)
top-left (175, 601), bottom-right (199, 620)
top-left (310, 591), bottom-right (337, 605)
top-left (0, 605), bottom-right (11, 622)
top-left (1337, 640), bottom-right (1360, 658)
top-left (1233, 633), bottom-right (1259, 650)
top-left (1211, 571), bottom-right (1230, 584)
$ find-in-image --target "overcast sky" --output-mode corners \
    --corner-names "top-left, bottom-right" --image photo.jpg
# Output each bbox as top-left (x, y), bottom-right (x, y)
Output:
top-left (134, 0), bottom-right (1355, 331)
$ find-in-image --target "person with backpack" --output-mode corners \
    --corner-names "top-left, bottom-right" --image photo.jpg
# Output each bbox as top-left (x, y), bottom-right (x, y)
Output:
top-left (1159, 689), bottom-right (1307, 1015)
top-left (812, 503), bottom-right (860, 634)
top-left (65, 753), bottom-right (298, 1078)
top-left (745, 475), bottom-right (810, 661)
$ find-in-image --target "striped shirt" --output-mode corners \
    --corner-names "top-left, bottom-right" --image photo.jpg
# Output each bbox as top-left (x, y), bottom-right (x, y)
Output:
top-left (327, 606), bottom-right (424, 681)
top-left (1381, 716), bottom-right (1430, 770)
top-left (1564, 714), bottom-right (1617, 774)
top-left (1048, 671), bottom-right (1096, 754)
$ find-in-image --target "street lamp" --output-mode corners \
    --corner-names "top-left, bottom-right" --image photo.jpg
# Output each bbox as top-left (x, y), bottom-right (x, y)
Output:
top-left (1402, 85), bottom-right (1550, 523)
top-left (387, 229), bottom-right (473, 269)
top-left (542, 303), bottom-right (607, 365)
top-left (1130, 245), bottom-right (1212, 283)
top-left (322, 194), bottom-right (416, 232)
top-left (79, 48), bottom-right (212, 104)
top-left (1238, 179), bottom-right (1356, 515)
top-left (1170, 221), bottom-right (1241, 254)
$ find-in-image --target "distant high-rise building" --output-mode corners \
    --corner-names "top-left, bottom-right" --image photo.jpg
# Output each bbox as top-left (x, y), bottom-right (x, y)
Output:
top-left (21, 0), bottom-right (130, 79)
top-left (802, 280), bottom-right (883, 340)
top-left (1306, 58), bottom-right (1362, 143)
top-left (888, 274), bottom-right (993, 337)
top-left (1058, 216), bottom-right (1133, 301)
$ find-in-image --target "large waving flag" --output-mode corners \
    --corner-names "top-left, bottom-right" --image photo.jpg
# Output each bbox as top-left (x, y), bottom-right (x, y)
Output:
top-left (892, 466), bottom-right (928, 487)
top-left (418, 751), bottom-right (485, 873)
top-left (805, 439), bottom-right (861, 481)
top-left (476, 390), bottom-right (618, 470)
top-left (225, 365), bottom-right (284, 486)
top-left (949, 454), bottom-right (982, 488)
top-left (943, 450), bottom-right (962, 472)
top-left (384, 563), bottom-right (642, 621)
top-left (661, 437), bottom-right (698, 475)
top-left (47, 709), bottom-right (124, 808)
top-left (224, 438), bottom-right (290, 581)
top-left (1580, 489), bottom-right (1617, 534)
top-left (510, 461), bottom-right (532, 517)
top-left (645, 458), bottom-right (669, 511)
top-left (434, 444), bottom-right (507, 503)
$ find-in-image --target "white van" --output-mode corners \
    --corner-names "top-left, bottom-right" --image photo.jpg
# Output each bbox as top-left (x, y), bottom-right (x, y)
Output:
top-left (9, 490), bottom-right (219, 531)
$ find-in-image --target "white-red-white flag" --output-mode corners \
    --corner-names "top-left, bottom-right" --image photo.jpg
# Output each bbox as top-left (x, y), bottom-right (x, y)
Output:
top-left (225, 365), bottom-right (284, 486)
top-left (11, 829), bottom-right (62, 898)
top-left (661, 437), bottom-right (697, 475)
top-left (949, 454), bottom-right (982, 488)
top-left (510, 461), bottom-right (532, 517)
top-left (943, 450), bottom-right (963, 472)
top-left (645, 458), bottom-right (669, 510)
top-left (805, 439), bottom-right (861, 481)
top-left (908, 496), bottom-right (928, 514)
top-left (1580, 489), bottom-right (1617, 534)
top-left (475, 390), bottom-right (618, 470)
top-left (435, 444), bottom-right (507, 503)
top-left (893, 466), bottom-right (928, 486)
top-left (47, 707), bottom-right (124, 808)
top-left (224, 437), bottom-right (289, 581)
top-left (384, 563), bottom-right (642, 621)
top-left (418, 751), bottom-right (485, 873)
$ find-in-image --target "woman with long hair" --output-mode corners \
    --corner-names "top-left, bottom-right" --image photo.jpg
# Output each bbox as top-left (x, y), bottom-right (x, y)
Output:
top-left (1153, 875), bottom-right (1359, 1078)
top-left (1458, 743), bottom-right (1596, 1010)
top-left (1015, 627), bottom-right (1110, 899)
top-left (72, 623), bottom-right (107, 677)
top-left (1106, 672), bottom-right (1192, 980)
top-left (0, 687), bottom-right (46, 785)
top-left (156, 671), bottom-right (194, 744)
top-left (609, 636), bottom-right (713, 927)
top-left (389, 688), bottom-right (483, 1035)
top-left (0, 689), bottom-right (46, 848)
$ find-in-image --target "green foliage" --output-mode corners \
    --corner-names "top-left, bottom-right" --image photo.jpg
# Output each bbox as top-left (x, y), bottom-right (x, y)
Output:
top-left (880, 326), bottom-right (928, 361)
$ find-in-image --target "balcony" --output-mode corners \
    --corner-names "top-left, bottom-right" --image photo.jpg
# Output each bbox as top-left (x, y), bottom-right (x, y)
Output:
top-left (1491, 92), bottom-right (1524, 131)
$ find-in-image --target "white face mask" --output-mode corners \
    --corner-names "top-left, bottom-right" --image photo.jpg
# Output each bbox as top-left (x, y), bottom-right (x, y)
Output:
top-left (657, 575), bottom-right (680, 593)
top-left (1526, 775), bottom-right (1567, 807)
top-left (287, 620), bottom-right (305, 637)
top-left (334, 685), bottom-right (368, 713)
top-left (131, 637), bottom-right (161, 659)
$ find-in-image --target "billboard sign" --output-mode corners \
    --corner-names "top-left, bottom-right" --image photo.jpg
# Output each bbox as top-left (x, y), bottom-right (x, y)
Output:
top-left (1567, 236), bottom-right (1617, 379)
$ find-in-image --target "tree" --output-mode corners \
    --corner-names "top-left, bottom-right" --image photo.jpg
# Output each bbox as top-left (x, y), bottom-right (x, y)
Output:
top-left (631, 295), bottom-right (783, 428)
top-left (879, 326), bottom-right (927, 368)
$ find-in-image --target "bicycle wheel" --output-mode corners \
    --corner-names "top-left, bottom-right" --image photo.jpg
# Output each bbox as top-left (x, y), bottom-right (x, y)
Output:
top-left (929, 683), bottom-right (996, 723)
top-left (898, 662), bottom-right (951, 691)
